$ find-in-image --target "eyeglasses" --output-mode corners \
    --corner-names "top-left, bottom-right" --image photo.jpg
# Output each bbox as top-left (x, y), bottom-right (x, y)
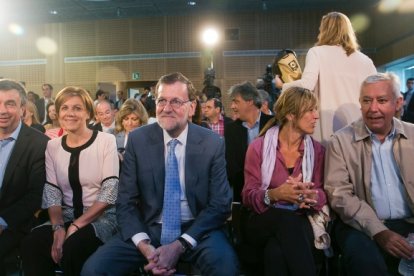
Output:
top-left (156, 98), bottom-right (192, 109)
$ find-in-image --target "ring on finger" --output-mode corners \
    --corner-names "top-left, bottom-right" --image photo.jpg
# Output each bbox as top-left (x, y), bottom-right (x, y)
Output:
top-left (297, 193), bottom-right (305, 202)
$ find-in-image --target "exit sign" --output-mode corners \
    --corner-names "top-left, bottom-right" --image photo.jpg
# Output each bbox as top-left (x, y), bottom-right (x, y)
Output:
top-left (132, 72), bottom-right (140, 80)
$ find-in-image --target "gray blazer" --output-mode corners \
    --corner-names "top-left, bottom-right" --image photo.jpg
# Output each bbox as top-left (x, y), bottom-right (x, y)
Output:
top-left (116, 122), bottom-right (232, 243)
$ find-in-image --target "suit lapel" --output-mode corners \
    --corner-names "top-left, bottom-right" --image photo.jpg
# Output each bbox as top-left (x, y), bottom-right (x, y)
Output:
top-left (147, 125), bottom-right (165, 205)
top-left (184, 124), bottom-right (202, 215)
top-left (2, 124), bottom-right (31, 191)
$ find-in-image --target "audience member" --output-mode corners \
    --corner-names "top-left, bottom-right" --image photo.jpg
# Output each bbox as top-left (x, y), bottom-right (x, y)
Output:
top-left (93, 89), bottom-right (107, 106)
top-left (142, 86), bottom-right (156, 118)
top-left (402, 77), bottom-right (414, 123)
top-left (114, 98), bottom-right (148, 160)
top-left (242, 87), bottom-right (326, 276)
top-left (0, 79), bottom-right (48, 275)
top-left (275, 11), bottom-right (376, 144)
top-left (114, 90), bottom-right (126, 110)
top-left (225, 81), bottom-right (273, 202)
top-left (325, 73), bottom-right (414, 275)
top-left (35, 83), bottom-right (54, 124)
top-left (44, 102), bottom-right (64, 139)
top-left (27, 91), bottom-right (39, 104)
top-left (189, 99), bottom-right (210, 129)
top-left (204, 98), bottom-right (232, 136)
top-left (258, 89), bottom-right (273, 115)
top-left (21, 86), bottom-right (119, 276)
top-left (82, 72), bottom-right (239, 276)
top-left (92, 100), bottom-right (115, 134)
top-left (23, 101), bottom-right (46, 133)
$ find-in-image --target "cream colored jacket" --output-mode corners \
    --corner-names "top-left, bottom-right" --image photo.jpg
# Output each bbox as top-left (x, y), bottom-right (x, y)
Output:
top-left (325, 118), bottom-right (414, 238)
top-left (283, 45), bottom-right (376, 145)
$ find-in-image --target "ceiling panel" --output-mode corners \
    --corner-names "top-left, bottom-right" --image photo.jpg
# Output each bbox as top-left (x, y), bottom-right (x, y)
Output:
top-left (4, 0), bottom-right (379, 24)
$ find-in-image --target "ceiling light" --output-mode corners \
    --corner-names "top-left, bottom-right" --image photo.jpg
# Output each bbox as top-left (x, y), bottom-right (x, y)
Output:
top-left (187, 1), bottom-right (196, 6)
top-left (49, 10), bottom-right (58, 15)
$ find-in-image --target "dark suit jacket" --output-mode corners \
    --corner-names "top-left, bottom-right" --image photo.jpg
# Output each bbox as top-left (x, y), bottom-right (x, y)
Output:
top-left (0, 123), bottom-right (49, 232)
top-left (403, 91), bottom-right (414, 123)
top-left (116, 123), bottom-right (232, 243)
top-left (91, 123), bottom-right (115, 134)
top-left (223, 116), bottom-right (233, 128)
top-left (224, 112), bottom-right (273, 202)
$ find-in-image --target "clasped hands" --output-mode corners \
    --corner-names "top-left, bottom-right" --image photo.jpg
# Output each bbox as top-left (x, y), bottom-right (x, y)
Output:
top-left (268, 173), bottom-right (319, 209)
top-left (139, 239), bottom-right (184, 276)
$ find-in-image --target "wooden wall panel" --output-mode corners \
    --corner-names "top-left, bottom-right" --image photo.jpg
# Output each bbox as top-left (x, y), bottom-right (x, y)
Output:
top-left (96, 61), bottom-right (129, 81)
top-left (0, 67), bottom-right (20, 80)
top-left (20, 64), bottom-right (46, 84)
top-left (64, 22), bottom-right (97, 57)
top-left (165, 15), bottom-right (199, 53)
top-left (128, 59), bottom-right (165, 81)
top-left (129, 18), bottom-right (165, 53)
top-left (96, 19), bottom-right (130, 55)
top-left (165, 58), bottom-right (202, 81)
top-left (65, 63), bottom-right (96, 84)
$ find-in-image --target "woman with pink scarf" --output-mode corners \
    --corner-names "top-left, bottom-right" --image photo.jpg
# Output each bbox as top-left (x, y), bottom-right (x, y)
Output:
top-left (242, 87), bottom-right (328, 276)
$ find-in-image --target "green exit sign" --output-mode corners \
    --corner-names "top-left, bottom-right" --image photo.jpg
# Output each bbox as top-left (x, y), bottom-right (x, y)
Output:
top-left (132, 72), bottom-right (140, 80)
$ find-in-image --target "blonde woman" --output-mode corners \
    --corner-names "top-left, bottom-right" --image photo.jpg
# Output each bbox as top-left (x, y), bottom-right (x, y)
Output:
top-left (242, 87), bottom-right (327, 276)
top-left (276, 11), bottom-right (376, 144)
top-left (114, 99), bottom-right (148, 159)
top-left (21, 86), bottom-right (119, 276)
top-left (24, 101), bottom-right (45, 133)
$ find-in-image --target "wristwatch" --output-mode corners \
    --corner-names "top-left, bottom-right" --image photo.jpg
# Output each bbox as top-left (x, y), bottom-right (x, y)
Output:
top-left (52, 224), bottom-right (65, 232)
top-left (264, 190), bottom-right (271, 206)
top-left (177, 237), bottom-right (192, 254)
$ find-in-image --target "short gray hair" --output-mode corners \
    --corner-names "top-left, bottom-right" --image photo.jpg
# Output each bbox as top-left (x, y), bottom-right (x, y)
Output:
top-left (0, 79), bottom-right (27, 105)
top-left (228, 81), bottom-right (262, 108)
top-left (361, 72), bottom-right (402, 99)
top-left (258, 89), bottom-right (271, 103)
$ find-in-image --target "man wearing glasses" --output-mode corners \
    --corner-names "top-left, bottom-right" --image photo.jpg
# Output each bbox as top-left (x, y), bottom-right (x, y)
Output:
top-left (83, 72), bottom-right (238, 276)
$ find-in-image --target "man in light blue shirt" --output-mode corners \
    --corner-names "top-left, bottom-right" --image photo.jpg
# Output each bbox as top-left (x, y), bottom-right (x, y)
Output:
top-left (325, 73), bottom-right (414, 275)
top-left (224, 81), bottom-right (273, 202)
top-left (0, 79), bottom-right (48, 275)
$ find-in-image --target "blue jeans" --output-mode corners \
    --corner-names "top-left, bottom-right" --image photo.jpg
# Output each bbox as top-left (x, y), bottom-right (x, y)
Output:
top-left (334, 219), bottom-right (414, 276)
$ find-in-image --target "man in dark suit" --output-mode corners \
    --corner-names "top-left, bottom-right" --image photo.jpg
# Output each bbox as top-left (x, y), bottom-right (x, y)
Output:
top-left (82, 72), bottom-right (238, 276)
top-left (225, 81), bottom-right (273, 202)
top-left (92, 100), bottom-right (115, 134)
top-left (402, 77), bottom-right (414, 123)
top-left (35, 83), bottom-right (53, 124)
top-left (204, 97), bottom-right (233, 136)
top-left (0, 79), bottom-right (48, 275)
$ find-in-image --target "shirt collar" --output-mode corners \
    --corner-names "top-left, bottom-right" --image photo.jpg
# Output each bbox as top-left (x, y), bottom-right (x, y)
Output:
top-left (353, 117), bottom-right (406, 142)
top-left (163, 123), bottom-right (188, 147)
top-left (3, 120), bottom-right (22, 141)
top-left (242, 111), bottom-right (261, 129)
top-left (365, 124), bottom-right (395, 142)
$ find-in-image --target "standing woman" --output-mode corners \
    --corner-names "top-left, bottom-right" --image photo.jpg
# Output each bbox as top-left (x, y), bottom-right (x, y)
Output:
top-left (114, 98), bottom-right (148, 158)
top-left (21, 86), bottom-right (119, 276)
top-left (276, 11), bottom-right (376, 144)
top-left (242, 87), bottom-right (327, 276)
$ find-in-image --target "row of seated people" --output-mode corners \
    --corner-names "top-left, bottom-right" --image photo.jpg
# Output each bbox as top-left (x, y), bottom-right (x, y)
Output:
top-left (0, 70), bottom-right (413, 276)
